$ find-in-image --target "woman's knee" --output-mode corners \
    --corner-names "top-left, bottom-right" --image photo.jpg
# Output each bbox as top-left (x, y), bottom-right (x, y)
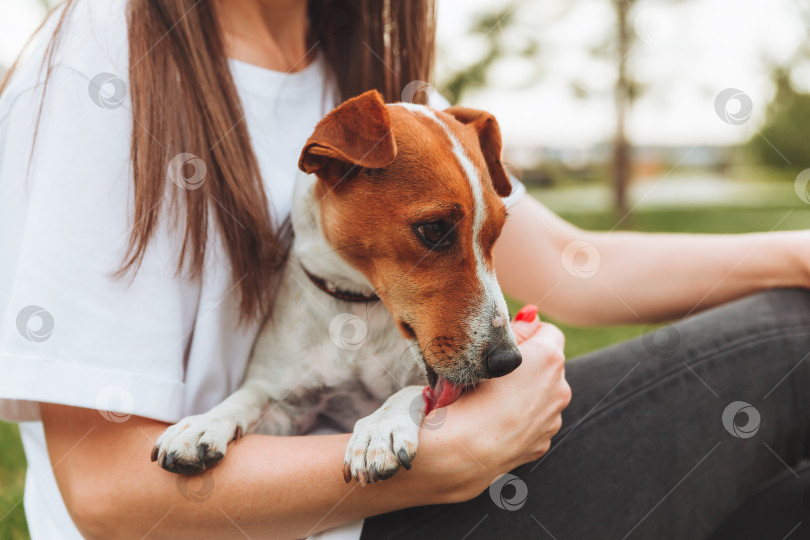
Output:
top-left (564, 287), bottom-right (810, 428)
top-left (715, 287), bottom-right (810, 332)
top-left (656, 287), bottom-right (810, 363)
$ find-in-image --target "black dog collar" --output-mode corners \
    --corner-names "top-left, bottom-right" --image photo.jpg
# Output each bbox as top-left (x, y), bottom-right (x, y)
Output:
top-left (301, 265), bottom-right (380, 303)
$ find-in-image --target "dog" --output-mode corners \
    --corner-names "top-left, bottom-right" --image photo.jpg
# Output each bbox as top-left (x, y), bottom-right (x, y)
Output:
top-left (151, 90), bottom-right (522, 485)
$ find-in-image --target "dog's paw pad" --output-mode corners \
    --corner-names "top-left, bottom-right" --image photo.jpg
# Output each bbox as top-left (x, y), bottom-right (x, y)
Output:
top-left (153, 416), bottom-right (239, 475)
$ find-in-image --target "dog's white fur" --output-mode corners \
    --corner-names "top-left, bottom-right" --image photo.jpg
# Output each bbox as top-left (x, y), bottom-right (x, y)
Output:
top-left (153, 104), bottom-right (514, 483)
top-left (154, 170), bottom-right (426, 481)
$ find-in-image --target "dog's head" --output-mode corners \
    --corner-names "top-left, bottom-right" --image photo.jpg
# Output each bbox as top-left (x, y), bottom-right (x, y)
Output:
top-left (299, 90), bottom-right (521, 402)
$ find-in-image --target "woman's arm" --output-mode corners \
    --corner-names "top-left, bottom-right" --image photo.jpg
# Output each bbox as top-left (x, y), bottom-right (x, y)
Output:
top-left (495, 194), bottom-right (810, 325)
top-left (41, 321), bottom-right (570, 540)
top-left (43, 407), bottom-right (456, 540)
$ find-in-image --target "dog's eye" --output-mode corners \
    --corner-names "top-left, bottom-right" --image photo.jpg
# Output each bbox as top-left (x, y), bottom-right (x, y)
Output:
top-left (414, 221), bottom-right (454, 251)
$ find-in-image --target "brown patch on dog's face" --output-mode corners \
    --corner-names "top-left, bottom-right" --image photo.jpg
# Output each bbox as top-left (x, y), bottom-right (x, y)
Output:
top-left (304, 100), bottom-right (517, 385)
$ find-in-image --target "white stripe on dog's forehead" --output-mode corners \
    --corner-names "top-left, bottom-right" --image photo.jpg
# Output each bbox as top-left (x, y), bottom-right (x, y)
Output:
top-left (392, 103), bottom-right (509, 327)
top-left (392, 103), bottom-right (486, 264)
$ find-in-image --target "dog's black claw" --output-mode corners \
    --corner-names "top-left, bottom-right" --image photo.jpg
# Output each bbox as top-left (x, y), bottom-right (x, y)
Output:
top-left (150, 445), bottom-right (159, 462)
top-left (343, 464), bottom-right (352, 483)
top-left (197, 443), bottom-right (210, 464)
top-left (194, 443), bottom-right (223, 471)
top-left (377, 467), bottom-right (397, 481)
top-left (206, 451), bottom-right (224, 468)
top-left (397, 448), bottom-right (412, 470)
top-left (163, 451), bottom-right (178, 471)
top-left (369, 465), bottom-right (378, 483)
top-left (172, 461), bottom-right (204, 475)
top-left (158, 445), bottom-right (223, 475)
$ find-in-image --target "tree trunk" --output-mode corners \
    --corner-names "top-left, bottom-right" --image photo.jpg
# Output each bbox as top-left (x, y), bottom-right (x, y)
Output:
top-left (613, 0), bottom-right (631, 221)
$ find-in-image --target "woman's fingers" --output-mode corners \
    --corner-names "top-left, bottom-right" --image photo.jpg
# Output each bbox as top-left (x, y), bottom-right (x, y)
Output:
top-left (535, 322), bottom-right (566, 350)
top-left (446, 318), bottom-right (572, 479)
top-left (513, 319), bottom-right (566, 351)
top-left (514, 321), bottom-right (569, 408)
top-left (511, 319), bottom-right (542, 344)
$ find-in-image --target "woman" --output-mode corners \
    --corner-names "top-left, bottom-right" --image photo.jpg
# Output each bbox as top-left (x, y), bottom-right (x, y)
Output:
top-left (1, 0), bottom-right (809, 538)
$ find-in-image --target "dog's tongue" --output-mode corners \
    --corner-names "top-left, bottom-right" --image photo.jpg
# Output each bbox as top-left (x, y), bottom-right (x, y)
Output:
top-left (421, 305), bottom-right (539, 417)
top-left (423, 377), bottom-right (464, 415)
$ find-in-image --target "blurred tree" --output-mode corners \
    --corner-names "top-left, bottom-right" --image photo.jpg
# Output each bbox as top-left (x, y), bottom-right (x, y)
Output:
top-left (611, 0), bottom-right (633, 219)
top-left (746, 3), bottom-right (810, 170)
top-left (437, 0), bottom-right (665, 220)
top-left (571, 0), bottom-right (643, 219)
top-left (573, 0), bottom-right (679, 220)
top-left (746, 69), bottom-right (810, 169)
top-left (437, 4), bottom-right (540, 105)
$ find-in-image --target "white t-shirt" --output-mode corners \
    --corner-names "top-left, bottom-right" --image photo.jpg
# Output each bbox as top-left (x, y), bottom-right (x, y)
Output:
top-left (0, 1), bottom-right (524, 538)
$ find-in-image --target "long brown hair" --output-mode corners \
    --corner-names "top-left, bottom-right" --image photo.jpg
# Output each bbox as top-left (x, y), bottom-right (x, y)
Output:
top-left (1, 0), bottom-right (435, 324)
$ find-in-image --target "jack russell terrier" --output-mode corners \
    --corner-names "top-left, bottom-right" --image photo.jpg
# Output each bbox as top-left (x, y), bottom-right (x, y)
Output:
top-left (151, 90), bottom-right (522, 485)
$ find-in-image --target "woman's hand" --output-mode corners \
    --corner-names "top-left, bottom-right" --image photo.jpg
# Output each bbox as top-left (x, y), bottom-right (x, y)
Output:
top-left (431, 318), bottom-right (571, 502)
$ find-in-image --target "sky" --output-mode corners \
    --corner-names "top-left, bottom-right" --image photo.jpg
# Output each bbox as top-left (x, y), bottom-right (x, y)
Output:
top-left (434, 0), bottom-right (807, 151)
top-left (1, 0), bottom-right (806, 153)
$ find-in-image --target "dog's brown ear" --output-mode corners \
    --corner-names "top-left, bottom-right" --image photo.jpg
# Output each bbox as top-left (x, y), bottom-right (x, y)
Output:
top-left (443, 106), bottom-right (512, 197)
top-left (299, 90), bottom-right (397, 182)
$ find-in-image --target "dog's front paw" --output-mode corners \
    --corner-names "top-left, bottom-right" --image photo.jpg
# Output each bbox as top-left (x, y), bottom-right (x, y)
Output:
top-left (151, 415), bottom-right (243, 475)
top-left (343, 410), bottom-right (419, 485)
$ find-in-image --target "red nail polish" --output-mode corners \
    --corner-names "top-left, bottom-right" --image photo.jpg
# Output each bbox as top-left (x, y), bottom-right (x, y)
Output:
top-left (514, 304), bottom-right (539, 323)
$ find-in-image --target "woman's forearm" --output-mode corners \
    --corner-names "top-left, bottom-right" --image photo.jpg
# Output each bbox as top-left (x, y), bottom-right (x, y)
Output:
top-left (40, 404), bottom-right (477, 540)
top-left (496, 195), bottom-right (810, 325)
top-left (572, 229), bottom-right (809, 324)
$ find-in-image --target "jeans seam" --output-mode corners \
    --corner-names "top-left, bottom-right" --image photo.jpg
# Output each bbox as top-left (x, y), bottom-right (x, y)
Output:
top-left (679, 324), bottom-right (810, 361)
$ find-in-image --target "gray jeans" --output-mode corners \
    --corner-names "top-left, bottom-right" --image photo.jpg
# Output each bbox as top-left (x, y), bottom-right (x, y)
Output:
top-left (361, 288), bottom-right (810, 539)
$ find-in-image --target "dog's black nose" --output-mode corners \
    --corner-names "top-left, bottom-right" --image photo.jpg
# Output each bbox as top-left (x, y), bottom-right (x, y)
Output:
top-left (485, 345), bottom-right (522, 378)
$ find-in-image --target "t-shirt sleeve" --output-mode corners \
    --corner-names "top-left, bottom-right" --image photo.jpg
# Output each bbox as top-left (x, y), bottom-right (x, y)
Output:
top-left (0, 4), bottom-right (198, 423)
top-left (426, 89), bottom-right (526, 207)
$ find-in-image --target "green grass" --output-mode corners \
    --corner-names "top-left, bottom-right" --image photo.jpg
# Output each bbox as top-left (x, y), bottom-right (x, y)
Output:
top-left (1, 192), bottom-right (808, 539)
top-left (0, 422), bottom-right (28, 540)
